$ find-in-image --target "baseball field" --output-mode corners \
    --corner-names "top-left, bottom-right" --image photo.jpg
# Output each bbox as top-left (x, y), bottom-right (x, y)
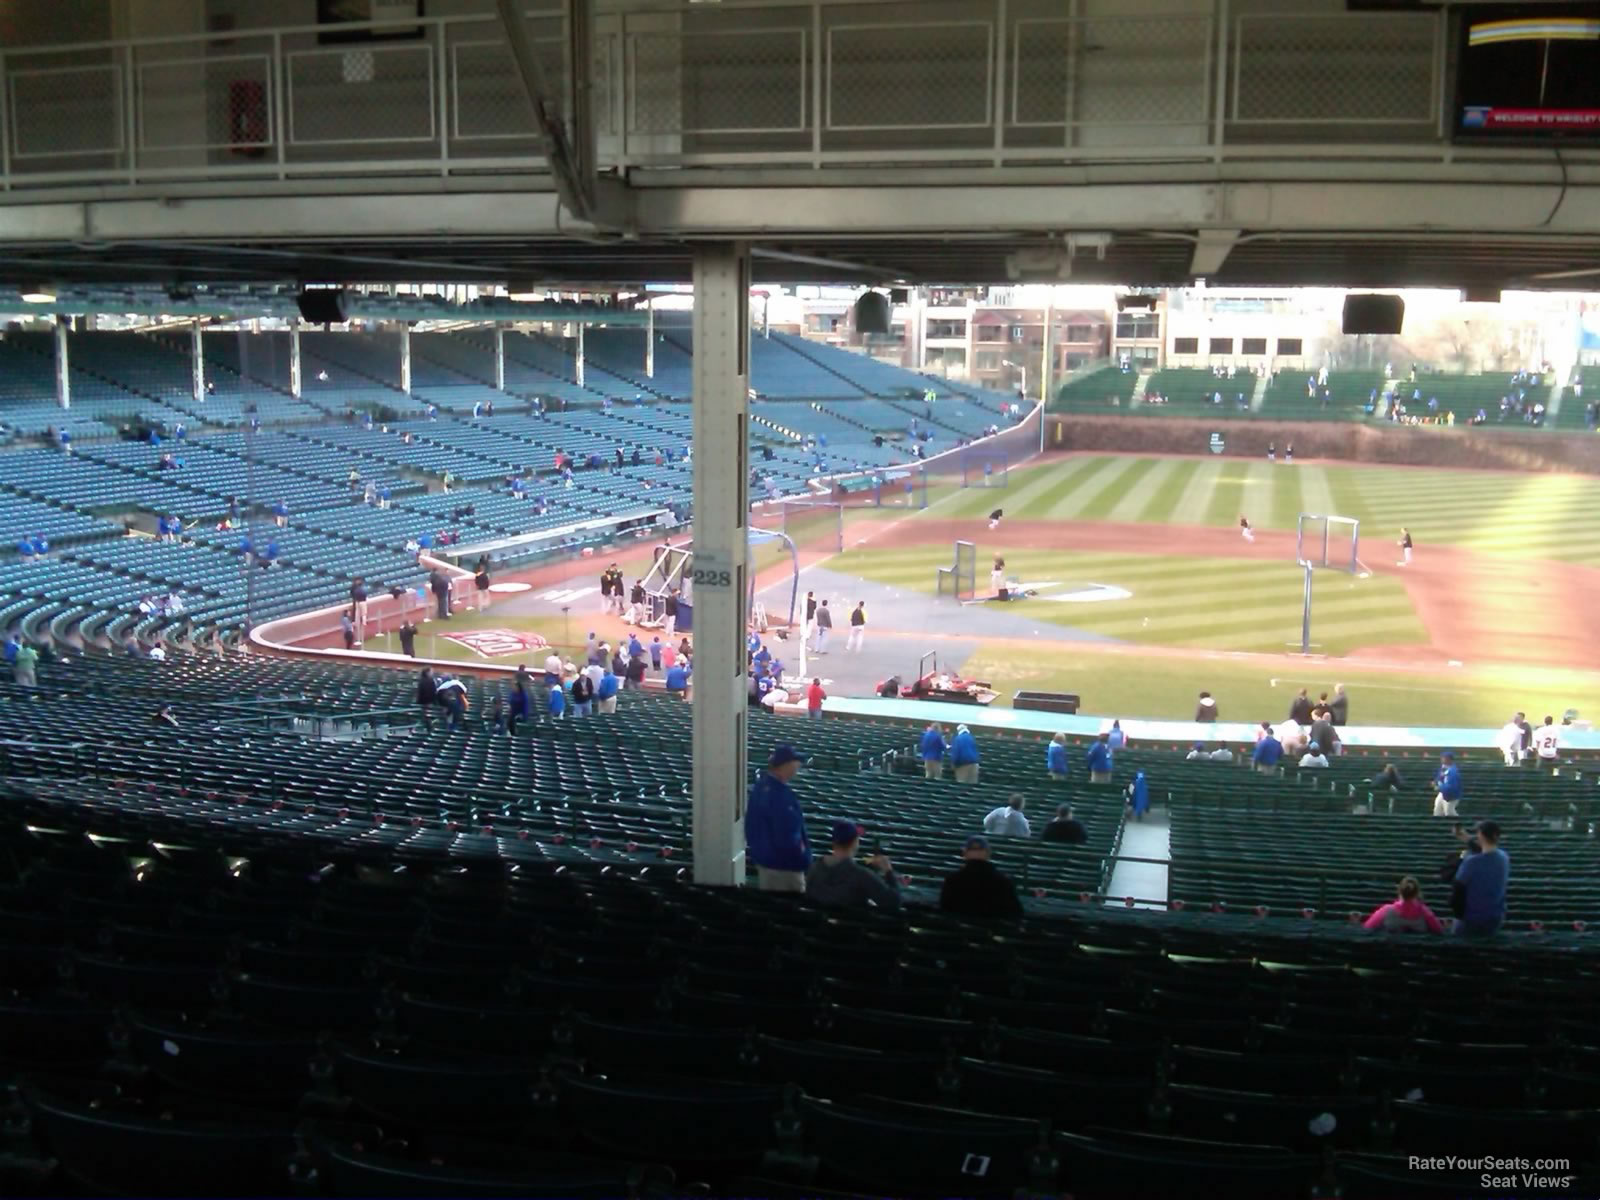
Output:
top-left (817, 452), bottom-right (1600, 727)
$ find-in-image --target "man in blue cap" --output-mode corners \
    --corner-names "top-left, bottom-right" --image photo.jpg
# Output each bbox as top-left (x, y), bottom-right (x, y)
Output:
top-left (950, 723), bottom-right (981, 784)
top-left (1433, 750), bottom-right (1463, 817)
top-left (1086, 732), bottom-right (1114, 784)
top-left (805, 819), bottom-right (901, 911)
top-left (746, 744), bottom-right (812, 892)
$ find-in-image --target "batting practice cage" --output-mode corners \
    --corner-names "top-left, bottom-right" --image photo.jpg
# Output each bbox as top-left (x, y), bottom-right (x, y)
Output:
top-left (936, 540), bottom-right (978, 602)
top-left (638, 529), bottom-right (801, 636)
top-left (1298, 513), bottom-right (1360, 573)
top-left (772, 499), bottom-right (844, 555)
top-left (1294, 513), bottom-right (1361, 654)
top-left (961, 451), bottom-right (1009, 488)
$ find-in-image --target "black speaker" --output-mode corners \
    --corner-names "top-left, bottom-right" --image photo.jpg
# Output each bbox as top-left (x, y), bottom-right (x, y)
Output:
top-left (297, 289), bottom-right (346, 324)
top-left (853, 290), bottom-right (890, 335)
top-left (1342, 294), bottom-right (1404, 335)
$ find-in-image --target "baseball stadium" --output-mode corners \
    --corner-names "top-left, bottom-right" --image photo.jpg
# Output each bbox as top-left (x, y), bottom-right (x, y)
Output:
top-left (8, 2), bottom-right (1600, 1197)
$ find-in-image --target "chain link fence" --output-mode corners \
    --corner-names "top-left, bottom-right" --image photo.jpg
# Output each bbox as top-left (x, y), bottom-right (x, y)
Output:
top-left (1012, 17), bottom-right (1072, 127)
top-left (1009, 14), bottom-right (1212, 134)
top-left (828, 20), bottom-right (992, 129)
top-left (633, 28), bottom-right (808, 136)
top-left (8, 62), bottom-right (124, 161)
top-left (626, 32), bottom-right (683, 138)
top-left (450, 15), bottom-right (611, 144)
top-left (138, 52), bottom-right (274, 160)
top-left (1233, 13), bottom-right (1439, 125)
top-left (1069, 15), bottom-right (1213, 129)
top-left (0, 3), bottom-right (1463, 187)
top-left (288, 43), bottom-right (435, 145)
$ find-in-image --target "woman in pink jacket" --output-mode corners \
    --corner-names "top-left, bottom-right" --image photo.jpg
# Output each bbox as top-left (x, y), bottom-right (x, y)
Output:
top-left (1363, 876), bottom-right (1443, 934)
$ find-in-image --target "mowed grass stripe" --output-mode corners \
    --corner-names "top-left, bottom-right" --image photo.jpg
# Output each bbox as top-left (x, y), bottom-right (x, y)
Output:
top-left (1471, 529), bottom-right (1600, 560)
top-left (1462, 475), bottom-right (1564, 555)
top-left (1267, 462), bottom-right (1303, 529)
top-left (1013, 553), bottom-right (1292, 588)
top-left (1324, 466), bottom-right (1370, 528)
top-left (1107, 457), bottom-right (1184, 522)
top-left (1166, 458), bottom-right (1225, 526)
top-left (1052, 566), bottom-right (1313, 600)
top-left (1072, 587), bottom-right (1415, 638)
top-left (1027, 456), bottom-right (1125, 517)
top-left (1183, 617), bottom-right (1426, 654)
top-left (1456, 473), bottom-right (1595, 558)
top-left (1134, 459), bottom-right (1199, 524)
top-left (1074, 603), bottom-right (1425, 651)
top-left (970, 456), bottom-right (1101, 519)
top-left (1296, 464), bottom-right (1339, 522)
top-left (1067, 612), bottom-right (1422, 654)
top-left (1016, 567), bottom-right (1406, 624)
top-left (1201, 461), bottom-right (1269, 526)
top-left (1076, 457), bottom-right (1165, 520)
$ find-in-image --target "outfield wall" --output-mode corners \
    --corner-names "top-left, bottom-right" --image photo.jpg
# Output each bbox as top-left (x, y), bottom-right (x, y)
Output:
top-left (1046, 415), bottom-right (1600, 475)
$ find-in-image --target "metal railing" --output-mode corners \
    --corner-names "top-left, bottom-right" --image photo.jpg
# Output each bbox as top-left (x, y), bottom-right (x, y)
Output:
top-left (0, 1), bottom-right (1484, 197)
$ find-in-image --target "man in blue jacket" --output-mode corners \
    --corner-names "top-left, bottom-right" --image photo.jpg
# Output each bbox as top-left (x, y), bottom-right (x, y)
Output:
top-left (1433, 750), bottom-right (1463, 817)
top-left (1047, 733), bottom-right (1069, 781)
top-left (1252, 724), bottom-right (1284, 775)
top-left (596, 668), bottom-right (620, 714)
top-left (1454, 819), bottom-right (1507, 934)
top-left (747, 744), bottom-right (811, 892)
top-left (1086, 733), bottom-right (1114, 784)
top-left (951, 724), bottom-right (981, 784)
top-left (919, 723), bottom-right (947, 780)
top-left (665, 660), bottom-right (690, 696)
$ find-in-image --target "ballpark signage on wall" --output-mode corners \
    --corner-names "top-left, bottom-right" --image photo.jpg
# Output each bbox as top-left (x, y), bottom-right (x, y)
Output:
top-left (1209, 432), bottom-right (1226, 455)
top-left (439, 629), bottom-right (549, 658)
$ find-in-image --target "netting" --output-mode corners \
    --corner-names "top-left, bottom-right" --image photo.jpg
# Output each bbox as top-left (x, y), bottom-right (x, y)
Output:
top-left (1296, 513), bottom-right (1360, 574)
top-left (962, 453), bottom-right (1010, 488)
top-left (936, 540), bottom-right (978, 602)
top-left (776, 500), bottom-right (844, 554)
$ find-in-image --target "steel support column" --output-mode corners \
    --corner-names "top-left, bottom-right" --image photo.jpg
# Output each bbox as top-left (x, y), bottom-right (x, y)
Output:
top-left (191, 322), bottom-right (204, 403)
top-left (54, 317), bottom-right (70, 409)
top-left (576, 322), bottom-right (585, 389)
top-left (690, 242), bottom-right (752, 887)
top-left (399, 324), bottom-right (412, 395)
top-left (289, 319), bottom-right (302, 398)
top-left (494, 325), bottom-right (506, 391)
top-left (646, 302), bottom-right (656, 379)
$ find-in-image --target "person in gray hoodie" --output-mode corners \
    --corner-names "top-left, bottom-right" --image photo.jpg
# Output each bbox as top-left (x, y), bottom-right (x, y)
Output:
top-left (805, 819), bottom-right (901, 911)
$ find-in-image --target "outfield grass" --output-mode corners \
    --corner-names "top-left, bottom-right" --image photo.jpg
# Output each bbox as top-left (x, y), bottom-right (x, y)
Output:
top-left (933, 455), bottom-right (1600, 566)
top-left (845, 546), bottom-right (1426, 655)
top-left (959, 645), bottom-right (1598, 729)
